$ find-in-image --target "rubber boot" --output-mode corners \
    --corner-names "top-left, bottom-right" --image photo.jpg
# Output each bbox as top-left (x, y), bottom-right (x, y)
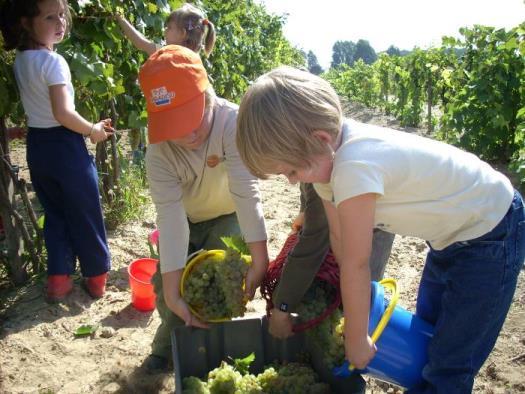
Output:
top-left (46, 274), bottom-right (73, 302)
top-left (84, 272), bottom-right (107, 299)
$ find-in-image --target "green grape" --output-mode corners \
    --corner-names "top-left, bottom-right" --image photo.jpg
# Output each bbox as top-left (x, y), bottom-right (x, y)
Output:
top-left (182, 376), bottom-right (210, 394)
top-left (235, 374), bottom-right (263, 393)
top-left (183, 248), bottom-right (250, 320)
top-left (207, 362), bottom-right (242, 394)
top-left (182, 360), bottom-right (329, 393)
top-left (295, 280), bottom-right (346, 368)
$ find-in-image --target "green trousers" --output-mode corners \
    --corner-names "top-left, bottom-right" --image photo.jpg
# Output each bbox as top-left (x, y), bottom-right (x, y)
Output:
top-left (151, 213), bottom-right (241, 360)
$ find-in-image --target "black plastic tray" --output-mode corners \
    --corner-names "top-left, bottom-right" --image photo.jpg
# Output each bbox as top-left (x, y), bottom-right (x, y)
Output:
top-left (171, 316), bottom-right (365, 393)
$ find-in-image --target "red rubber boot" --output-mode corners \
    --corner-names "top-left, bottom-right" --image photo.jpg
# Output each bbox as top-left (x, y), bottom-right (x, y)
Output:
top-left (84, 273), bottom-right (107, 299)
top-left (46, 275), bottom-right (73, 302)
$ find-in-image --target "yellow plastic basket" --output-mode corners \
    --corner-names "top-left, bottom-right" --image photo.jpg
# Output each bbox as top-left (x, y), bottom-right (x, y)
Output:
top-left (180, 249), bottom-right (251, 323)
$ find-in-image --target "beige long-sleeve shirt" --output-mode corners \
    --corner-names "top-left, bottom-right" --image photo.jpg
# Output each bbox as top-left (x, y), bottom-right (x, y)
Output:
top-left (146, 98), bottom-right (267, 273)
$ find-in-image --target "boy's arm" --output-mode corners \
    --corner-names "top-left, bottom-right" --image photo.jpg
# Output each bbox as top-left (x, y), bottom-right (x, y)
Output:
top-left (244, 239), bottom-right (269, 299)
top-left (161, 269), bottom-right (208, 328)
top-left (115, 14), bottom-right (157, 55)
top-left (269, 183), bottom-right (329, 338)
top-left (328, 193), bottom-right (377, 369)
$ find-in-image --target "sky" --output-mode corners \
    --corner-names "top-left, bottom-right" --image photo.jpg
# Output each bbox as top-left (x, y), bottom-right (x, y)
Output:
top-left (260, 0), bottom-right (525, 70)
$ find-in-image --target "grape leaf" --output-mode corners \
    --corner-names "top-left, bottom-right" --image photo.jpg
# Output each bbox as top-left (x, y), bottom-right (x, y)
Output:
top-left (74, 324), bottom-right (99, 337)
top-left (220, 235), bottom-right (250, 256)
top-left (229, 352), bottom-right (255, 375)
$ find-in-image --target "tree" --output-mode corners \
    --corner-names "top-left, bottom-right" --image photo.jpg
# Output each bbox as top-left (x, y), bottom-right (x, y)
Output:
top-left (307, 50), bottom-right (323, 75)
top-left (354, 39), bottom-right (377, 64)
top-left (331, 40), bottom-right (356, 68)
top-left (386, 45), bottom-right (401, 57)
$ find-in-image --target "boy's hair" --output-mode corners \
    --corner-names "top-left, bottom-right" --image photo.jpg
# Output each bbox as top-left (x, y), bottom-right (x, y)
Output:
top-left (236, 66), bottom-right (343, 179)
top-left (0, 0), bottom-right (72, 51)
top-left (167, 3), bottom-right (216, 57)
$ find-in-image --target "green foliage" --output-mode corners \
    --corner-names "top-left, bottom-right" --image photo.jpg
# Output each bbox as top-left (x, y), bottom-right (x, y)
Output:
top-left (220, 235), bottom-right (250, 256)
top-left (102, 156), bottom-right (150, 231)
top-left (326, 23), bottom-right (524, 186)
top-left (230, 352), bottom-right (255, 376)
top-left (331, 40), bottom-right (356, 68)
top-left (354, 39), bottom-right (377, 65)
top-left (325, 61), bottom-right (380, 108)
top-left (307, 50), bottom-right (323, 75)
top-left (204, 0), bottom-right (305, 102)
top-left (0, 0), bottom-right (302, 238)
top-left (439, 24), bottom-right (525, 163)
top-left (0, 35), bottom-right (23, 121)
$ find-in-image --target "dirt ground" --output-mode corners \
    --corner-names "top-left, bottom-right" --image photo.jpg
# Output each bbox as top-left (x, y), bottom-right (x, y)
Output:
top-left (0, 105), bottom-right (524, 394)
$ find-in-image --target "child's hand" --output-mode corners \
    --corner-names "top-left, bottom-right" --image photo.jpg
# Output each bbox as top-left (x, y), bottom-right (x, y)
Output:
top-left (244, 262), bottom-right (267, 300)
top-left (345, 334), bottom-right (376, 369)
top-left (268, 308), bottom-right (293, 339)
top-left (89, 119), bottom-right (114, 144)
top-left (165, 293), bottom-right (209, 329)
top-left (291, 212), bottom-right (305, 233)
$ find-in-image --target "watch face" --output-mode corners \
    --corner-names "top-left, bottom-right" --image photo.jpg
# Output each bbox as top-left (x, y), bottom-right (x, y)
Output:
top-left (279, 303), bottom-right (289, 312)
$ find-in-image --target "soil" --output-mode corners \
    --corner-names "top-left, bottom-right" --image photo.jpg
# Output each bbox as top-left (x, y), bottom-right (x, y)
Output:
top-left (0, 104), bottom-right (524, 394)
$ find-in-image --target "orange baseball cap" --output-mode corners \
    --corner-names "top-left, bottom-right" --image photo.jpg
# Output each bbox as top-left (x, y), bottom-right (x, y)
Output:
top-left (138, 45), bottom-right (210, 144)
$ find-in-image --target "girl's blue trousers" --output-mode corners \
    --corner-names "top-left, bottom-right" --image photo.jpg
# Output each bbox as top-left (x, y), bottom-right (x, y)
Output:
top-left (26, 126), bottom-right (110, 277)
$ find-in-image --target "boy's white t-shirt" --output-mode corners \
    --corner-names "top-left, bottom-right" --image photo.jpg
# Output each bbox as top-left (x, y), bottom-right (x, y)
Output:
top-left (314, 119), bottom-right (514, 250)
top-left (14, 49), bottom-right (75, 128)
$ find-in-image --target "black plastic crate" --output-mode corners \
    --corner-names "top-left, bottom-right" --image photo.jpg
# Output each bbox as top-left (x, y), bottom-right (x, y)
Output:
top-left (171, 316), bottom-right (365, 393)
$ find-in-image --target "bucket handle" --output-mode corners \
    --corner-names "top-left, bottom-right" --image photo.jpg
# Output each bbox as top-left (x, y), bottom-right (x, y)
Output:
top-left (347, 278), bottom-right (399, 372)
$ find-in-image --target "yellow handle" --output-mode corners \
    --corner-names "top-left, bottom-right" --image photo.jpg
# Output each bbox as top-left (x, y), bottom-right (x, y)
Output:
top-left (348, 278), bottom-right (399, 371)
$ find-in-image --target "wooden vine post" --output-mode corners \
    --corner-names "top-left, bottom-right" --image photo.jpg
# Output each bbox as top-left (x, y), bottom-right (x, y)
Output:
top-left (0, 117), bottom-right (26, 284)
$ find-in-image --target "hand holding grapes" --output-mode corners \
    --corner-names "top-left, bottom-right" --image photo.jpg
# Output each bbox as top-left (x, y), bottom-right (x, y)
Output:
top-left (162, 270), bottom-right (208, 328)
top-left (167, 296), bottom-right (208, 329)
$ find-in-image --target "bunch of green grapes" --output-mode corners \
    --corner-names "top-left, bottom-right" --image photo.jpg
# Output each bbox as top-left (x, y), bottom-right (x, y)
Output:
top-left (296, 280), bottom-right (346, 369)
top-left (216, 249), bottom-right (250, 318)
top-left (182, 361), bottom-right (329, 394)
top-left (207, 362), bottom-right (243, 393)
top-left (236, 374), bottom-right (263, 393)
top-left (256, 362), bottom-right (330, 394)
top-left (183, 248), bottom-right (249, 320)
top-left (182, 376), bottom-right (210, 394)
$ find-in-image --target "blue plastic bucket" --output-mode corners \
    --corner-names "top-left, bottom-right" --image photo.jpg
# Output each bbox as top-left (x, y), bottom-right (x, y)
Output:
top-left (333, 280), bottom-right (434, 389)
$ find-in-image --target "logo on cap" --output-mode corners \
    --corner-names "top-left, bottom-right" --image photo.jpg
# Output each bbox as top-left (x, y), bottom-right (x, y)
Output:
top-left (151, 87), bottom-right (176, 107)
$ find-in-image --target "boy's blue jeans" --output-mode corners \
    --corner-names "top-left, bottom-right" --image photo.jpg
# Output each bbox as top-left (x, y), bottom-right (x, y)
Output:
top-left (409, 191), bottom-right (525, 394)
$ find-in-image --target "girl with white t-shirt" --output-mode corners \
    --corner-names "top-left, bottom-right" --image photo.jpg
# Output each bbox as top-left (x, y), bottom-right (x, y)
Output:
top-left (236, 66), bottom-right (525, 393)
top-left (0, 0), bottom-right (113, 301)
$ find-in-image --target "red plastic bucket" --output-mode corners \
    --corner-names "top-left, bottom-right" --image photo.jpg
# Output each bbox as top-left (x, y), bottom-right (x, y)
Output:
top-left (128, 258), bottom-right (158, 311)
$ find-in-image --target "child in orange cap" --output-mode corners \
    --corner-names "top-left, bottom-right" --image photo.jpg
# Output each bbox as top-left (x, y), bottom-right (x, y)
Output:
top-left (138, 45), bottom-right (269, 373)
top-left (115, 3), bottom-right (216, 57)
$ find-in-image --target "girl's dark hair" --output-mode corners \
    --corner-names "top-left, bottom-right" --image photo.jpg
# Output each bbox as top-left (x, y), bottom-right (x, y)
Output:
top-left (0, 0), bottom-right (72, 51)
top-left (167, 3), bottom-right (216, 57)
